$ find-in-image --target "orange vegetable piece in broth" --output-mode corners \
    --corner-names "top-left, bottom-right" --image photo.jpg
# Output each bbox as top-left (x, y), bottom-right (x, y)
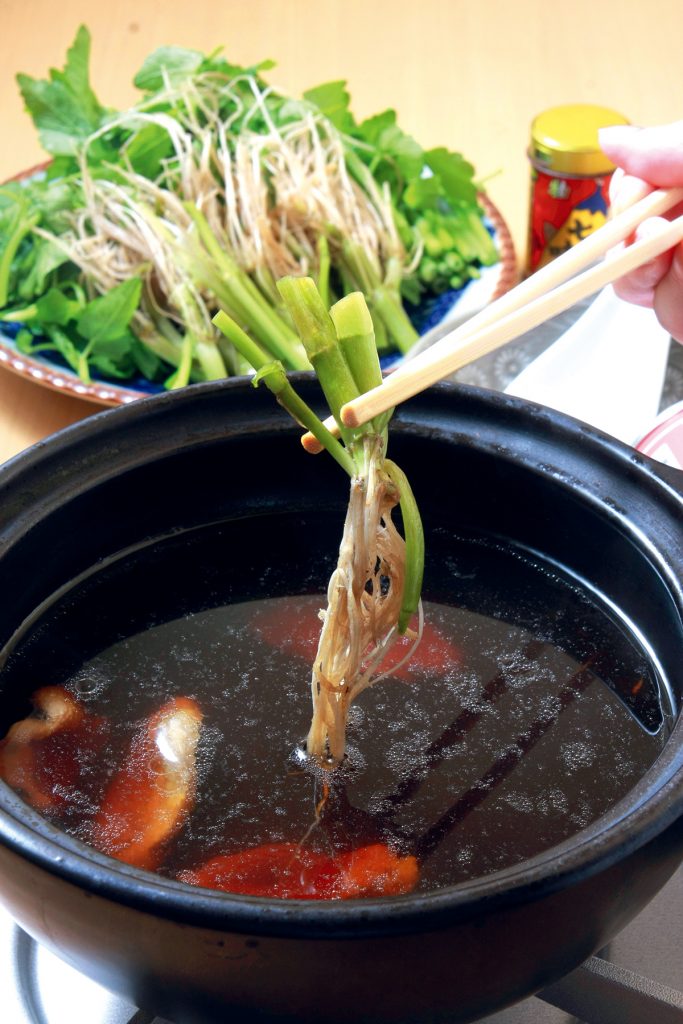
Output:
top-left (178, 841), bottom-right (419, 900)
top-left (92, 696), bottom-right (202, 871)
top-left (253, 601), bottom-right (462, 681)
top-left (0, 685), bottom-right (106, 812)
top-left (336, 843), bottom-right (419, 898)
top-left (178, 843), bottom-right (339, 900)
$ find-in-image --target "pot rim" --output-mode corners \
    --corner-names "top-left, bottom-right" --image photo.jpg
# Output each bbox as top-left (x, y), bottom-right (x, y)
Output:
top-left (0, 377), bottom-right (682, 939)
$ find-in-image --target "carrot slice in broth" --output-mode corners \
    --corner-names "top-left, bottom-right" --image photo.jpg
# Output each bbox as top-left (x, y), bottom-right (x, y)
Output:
top-left (336, 843), bottom-right (419, 897)
top-left (92, 696), bottom-right (202, 871)
top-left (253, 601), bottom-right (462, 680)
top-left (178, 843), bottom-right (338, 899)
top-left (0, 685), bottom-right (106, 812)
top-left (178, 841), bottom-right (419, 900)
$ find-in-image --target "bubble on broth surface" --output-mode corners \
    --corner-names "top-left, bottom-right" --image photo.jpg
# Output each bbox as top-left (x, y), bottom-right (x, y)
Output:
top-left (560, 740), bottom-right (597, 771)
top-left (69, 669), bottom-right (111, 701)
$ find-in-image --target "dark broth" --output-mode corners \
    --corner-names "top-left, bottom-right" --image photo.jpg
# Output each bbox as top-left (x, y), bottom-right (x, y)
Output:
top-left (0, 518), bottom-right (673, 893)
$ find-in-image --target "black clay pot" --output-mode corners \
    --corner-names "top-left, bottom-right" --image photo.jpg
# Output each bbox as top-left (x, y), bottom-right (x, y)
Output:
top-left (0, 377), bottom-right (682, 1024)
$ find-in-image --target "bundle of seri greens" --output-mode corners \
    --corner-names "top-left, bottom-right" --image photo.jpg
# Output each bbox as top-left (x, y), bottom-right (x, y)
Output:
top-left (0, 26), bottom-right (498, 389)
top-left (214, 278), bottom-right (424, 766)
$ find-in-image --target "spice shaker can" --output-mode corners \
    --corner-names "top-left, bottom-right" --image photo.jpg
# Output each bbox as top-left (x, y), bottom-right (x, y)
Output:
top-left (527, 104), bottom-right (629, 273)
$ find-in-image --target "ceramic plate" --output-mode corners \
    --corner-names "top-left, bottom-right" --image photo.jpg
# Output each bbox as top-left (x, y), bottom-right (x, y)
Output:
top-left (0, 172), bottom-right (518, 408)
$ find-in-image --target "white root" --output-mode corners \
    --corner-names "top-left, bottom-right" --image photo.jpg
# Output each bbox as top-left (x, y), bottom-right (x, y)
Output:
top-left (307, 438), bottom-right (423, 766)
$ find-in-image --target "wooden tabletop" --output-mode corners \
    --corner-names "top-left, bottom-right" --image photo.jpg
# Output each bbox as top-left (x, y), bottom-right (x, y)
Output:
top-left (1, 0), bottom-right (681, 465)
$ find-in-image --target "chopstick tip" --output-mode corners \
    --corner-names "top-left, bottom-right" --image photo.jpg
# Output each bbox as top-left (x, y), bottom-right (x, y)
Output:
top-left (301, 431), bottom-right (324, 454)
top-left (340, 401), bottom-right (361, 428)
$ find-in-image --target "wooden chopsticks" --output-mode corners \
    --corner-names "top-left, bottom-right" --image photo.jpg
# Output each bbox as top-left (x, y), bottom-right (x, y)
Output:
top-left (339, 186), bottom-right (683, 429)
top-left (300, 185), bottom-right (683, 449)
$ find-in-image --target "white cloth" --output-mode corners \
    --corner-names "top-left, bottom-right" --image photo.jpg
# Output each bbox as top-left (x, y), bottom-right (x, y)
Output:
top-left (504, 286), bottom-right (671, 444)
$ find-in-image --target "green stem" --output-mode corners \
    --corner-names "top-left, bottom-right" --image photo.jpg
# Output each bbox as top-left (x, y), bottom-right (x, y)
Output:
top-left (371, 311), bottom-right (390, 353)
top-left (384, 459), bottom-right (424, 634)
top-left (164, 330), bottom-right (194, 389)
top-left (194, 338), bottom-right (228, 380)
top-left (254, 264), bottom-right (281, 307)
top-left (253, 361), bottom-right (355, 476)
top-left (317, 235), bottom-right (331, 308)
top-left (0, 213), bottom-right (38, 308)
top-left (339, 238), bottom-right (418, 355)
top-left (77, 341), bottom-right (93, 384)
top-left (232, 349), bottom-right (255, 376)
top-left (168, 279), bottom-right (227, 382)
top-left (276, 276), bottom-right (362, 447)
top-left (191, 246), bottom-right (309, 370)
top-left (183, 203), bottom-right (309, 370)
top-left (213, 309), bottom-right (271, 370)
top-left (0, 304), bottom-right (38, 323)
top-left (139, 317), bottom-right (186, 368)
top-left (371, 287), bottom-right (418, 354)
top-left (329, 291), bottom-right (382, 396)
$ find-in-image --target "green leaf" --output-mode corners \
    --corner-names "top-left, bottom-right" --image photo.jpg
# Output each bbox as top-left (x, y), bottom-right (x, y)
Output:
top-left (124, 123), bottom-right (174, 179)
top-left (0, 190), bottom-right (37, 307)
top-left (200, 53), bottom-right (276, 78)
top-left (45, 155), bottom-right (79, 180)
top-left (42, 324), bottom-right (83, 373)
top-left (425, 147), bottom-right (477, 206)
top-left (15, 329), bottom-right (36, 354)
top-left (133, 46), bottom-right (204, 92)
top-left (130, 336), bottom-right (163, 379)
top-left (402, 176), bottom-right (444, 212)
top-left (274, 97), bottom-right (310, 125)
top-left (253, 59), bottom-right (276, 74)
top-left (83, 131), bottom-right (126, 168)
top-left (15, 76), bottom-right (91, 156)
top-left (356, 110), bottom-right (424, 187)
top-left (50, 24), bottom-right (103, 126)
top-left (87, 331), bottom-right (138, 378)
top-left (355, 108), bottom-right (396, 146)
top-left (0, 187), bottom-right (23, 235)
top-left (76, 277), bottom-right (142, 344)
top-left (35, 286), bottom-right (81, 325)
top-left (10, 198), bottom-right (74, 301)
top-left (303, 80), bottom-right (356, 133)
top-left (16, 26), bottom-right (106, 156)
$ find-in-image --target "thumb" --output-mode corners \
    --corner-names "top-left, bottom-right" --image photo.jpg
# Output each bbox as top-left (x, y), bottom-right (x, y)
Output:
top-left (599, 121), bottom-right (683, 187)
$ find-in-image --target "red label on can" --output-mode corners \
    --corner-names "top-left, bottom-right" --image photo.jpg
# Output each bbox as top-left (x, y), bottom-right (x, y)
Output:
top-left (528, 169), bottom-right (612, 272)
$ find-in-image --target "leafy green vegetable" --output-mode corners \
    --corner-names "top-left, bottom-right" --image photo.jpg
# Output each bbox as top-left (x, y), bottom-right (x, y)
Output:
top-left (424, 147), bottom-right (478, 205)
top-left (8, 278), bottom-right (148, 384)
top-left (302, 80), bottom-right (356, 134)
top-left (16, 26), bottom-right (107, 155)
top-left (133, 46), bottom-right (204, 92)
top-left (124, 123), bottom-right (175, 178)
top-left (35, 286), bottom-right (80, 325)
top-left (356, 109), bottom-right (424, 185)
top-left (0, 191), bottom-right (37, 307)
top-left (75, 277), bottom-right (142, 345)
top-left (1, 26), bottom-right (499, 390)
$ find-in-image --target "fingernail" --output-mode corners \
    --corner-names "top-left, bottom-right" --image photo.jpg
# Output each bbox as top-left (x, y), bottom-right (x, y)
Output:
top-left (599, 124), bottom-right (639, 147)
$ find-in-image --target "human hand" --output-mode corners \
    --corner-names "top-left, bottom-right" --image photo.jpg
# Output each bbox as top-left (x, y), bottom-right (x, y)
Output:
top-left (599, 121), bottom-right (683, 343)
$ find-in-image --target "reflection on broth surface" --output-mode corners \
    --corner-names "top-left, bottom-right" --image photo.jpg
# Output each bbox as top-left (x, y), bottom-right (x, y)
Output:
top-left (0, 520), bottom-right (672, 896)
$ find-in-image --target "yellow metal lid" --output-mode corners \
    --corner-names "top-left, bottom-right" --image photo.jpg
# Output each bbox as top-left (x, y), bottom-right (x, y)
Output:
top-left (530, 104), bottom-right (630, 176)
